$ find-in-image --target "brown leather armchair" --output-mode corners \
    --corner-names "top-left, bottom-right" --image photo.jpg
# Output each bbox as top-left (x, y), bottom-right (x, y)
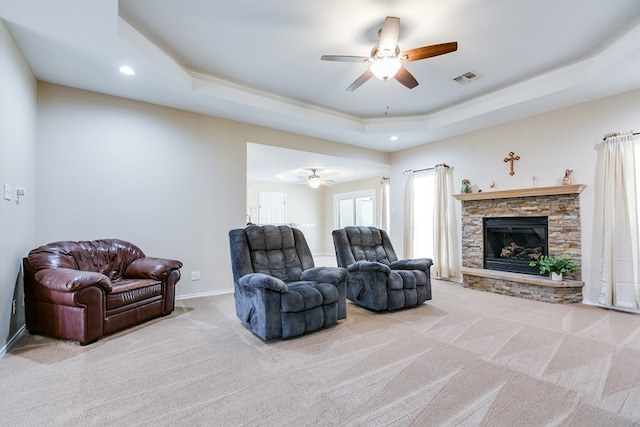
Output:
top-left (23, 239), bottom-right (182, 345)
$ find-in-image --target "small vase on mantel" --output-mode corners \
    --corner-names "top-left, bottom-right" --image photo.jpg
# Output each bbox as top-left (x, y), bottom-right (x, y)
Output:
top-left (551, 272), bottom-right (562, 282)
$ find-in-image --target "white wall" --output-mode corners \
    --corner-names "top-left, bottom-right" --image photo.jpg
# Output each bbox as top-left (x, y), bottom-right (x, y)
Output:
top-left (36, 83), bottom-right (249, 298)
top-left (247, 180), bottom-right (324, 252)
top-left (35, 83), bottom-right (389, 298)
top-left (0, 20), bottom-right (37, 351)
top-left (390, 88), bottom-right (640, 304)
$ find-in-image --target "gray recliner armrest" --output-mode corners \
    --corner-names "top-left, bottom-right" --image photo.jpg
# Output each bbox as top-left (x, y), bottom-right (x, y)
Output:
top-left (346, 260), bottom-right (392, 274)
top-left (301, 266), bottom-right (347, 286)
top-left (390, 258), bottom-right (433, 271)
top-left (238, 273), bottom-right (288, 293)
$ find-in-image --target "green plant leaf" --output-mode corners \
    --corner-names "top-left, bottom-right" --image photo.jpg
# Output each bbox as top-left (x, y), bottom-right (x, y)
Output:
top-left (528, 255), bottom-right (578, 275)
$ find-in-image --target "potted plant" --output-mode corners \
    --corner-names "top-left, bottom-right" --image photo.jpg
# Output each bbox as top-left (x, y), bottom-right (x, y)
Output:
top-left (529, 256), bottom-right (578, 281)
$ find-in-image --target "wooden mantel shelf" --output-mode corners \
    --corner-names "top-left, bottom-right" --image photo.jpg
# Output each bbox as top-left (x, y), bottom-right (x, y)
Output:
top-left (452, 184), bottom-right (586, 201)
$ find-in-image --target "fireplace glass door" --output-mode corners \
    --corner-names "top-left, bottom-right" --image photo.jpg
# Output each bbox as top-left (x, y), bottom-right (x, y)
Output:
top-left (484, 216), bottom-right (548, 275)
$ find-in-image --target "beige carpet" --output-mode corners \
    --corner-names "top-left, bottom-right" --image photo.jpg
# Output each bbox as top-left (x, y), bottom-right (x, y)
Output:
top-left (2, 280), bottom-right (640, 426)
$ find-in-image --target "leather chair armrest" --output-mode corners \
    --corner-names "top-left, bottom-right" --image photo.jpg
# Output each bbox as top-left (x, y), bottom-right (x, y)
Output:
top-left (238, 273), bottom-right (288, 293)
top-left (347, 260), bottom-right (392, 274)
top-left (390, 258), bottom-right (433, 271)
top-left (34, 268), bottom-right (112, 292)
top-left (301, 266), bottom-right (347, 286)
top-left (124, 257), bottom-right (183, 280)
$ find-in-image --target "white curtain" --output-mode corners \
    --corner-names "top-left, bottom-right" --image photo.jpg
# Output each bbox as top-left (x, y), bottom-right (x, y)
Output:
top-left (598, 131), bottom-right (640, 309)
top-left (433, 165), bottom-right (460, 279)
top-left (379, 177), bottom-right (390, 231)
top-left (404, 171), bottom-right (415, 258)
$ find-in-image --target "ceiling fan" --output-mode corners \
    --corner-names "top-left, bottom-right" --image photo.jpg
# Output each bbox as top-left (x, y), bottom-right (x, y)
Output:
top-left (321, 16), bottom-right (457, 91)
top-left (294, 169), bottom-right (335, 188)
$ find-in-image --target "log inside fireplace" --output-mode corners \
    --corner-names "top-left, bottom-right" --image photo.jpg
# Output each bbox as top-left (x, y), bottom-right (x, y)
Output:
top-left (483, 216), bottom-right (548, 275)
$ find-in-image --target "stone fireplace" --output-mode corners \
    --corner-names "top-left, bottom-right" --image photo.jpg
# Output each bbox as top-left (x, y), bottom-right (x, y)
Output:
top-left (453, 184), bottom-right (585, 303)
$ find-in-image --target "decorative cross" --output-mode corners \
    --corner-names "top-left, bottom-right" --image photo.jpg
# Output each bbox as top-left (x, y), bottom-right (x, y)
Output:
top-left (503, 151), bottom-right (520, 176)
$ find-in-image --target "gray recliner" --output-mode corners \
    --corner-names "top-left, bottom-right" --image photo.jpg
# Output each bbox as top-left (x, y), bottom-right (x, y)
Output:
top-left (332, 226), bottom-right (433, 311)
top-left (229, 224), bottom-right (347, 340)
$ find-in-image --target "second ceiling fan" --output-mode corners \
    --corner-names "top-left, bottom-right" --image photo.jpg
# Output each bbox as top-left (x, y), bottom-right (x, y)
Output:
top-left (321, 16), bottom-right (457, 91)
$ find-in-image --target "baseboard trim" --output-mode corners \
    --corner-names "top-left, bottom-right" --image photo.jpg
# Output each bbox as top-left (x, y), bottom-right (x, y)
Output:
top-left (0, 325), bottom-right (26, 359)
top-left (176, 288), bottom-right (233, 301)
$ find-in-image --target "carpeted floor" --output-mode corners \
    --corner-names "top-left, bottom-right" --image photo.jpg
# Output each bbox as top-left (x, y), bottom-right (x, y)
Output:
top-left (2, 279), bottom-right (640, 426)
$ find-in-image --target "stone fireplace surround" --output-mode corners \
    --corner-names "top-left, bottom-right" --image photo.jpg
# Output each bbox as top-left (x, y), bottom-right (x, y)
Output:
top-left (453, 184), bottom-right (585, 303)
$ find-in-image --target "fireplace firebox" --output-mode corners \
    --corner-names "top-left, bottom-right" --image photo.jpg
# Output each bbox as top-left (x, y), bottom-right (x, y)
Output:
top-left (484, 216), bottom-right (548, 275)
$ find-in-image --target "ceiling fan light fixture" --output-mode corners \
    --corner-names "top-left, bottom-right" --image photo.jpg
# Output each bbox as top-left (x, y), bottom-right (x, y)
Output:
top-left (307, 169), bottom-right (322, 188)
top-left (307, 175), bottom-right (322, 189)
top-left (370, 57), bottom-right (401, 80)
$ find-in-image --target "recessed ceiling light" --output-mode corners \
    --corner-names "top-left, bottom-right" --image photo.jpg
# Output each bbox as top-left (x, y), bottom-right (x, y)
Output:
top-left (390, 136), bottom-right (398, 141)
top-left (119, 66), bottom-right (135, 76)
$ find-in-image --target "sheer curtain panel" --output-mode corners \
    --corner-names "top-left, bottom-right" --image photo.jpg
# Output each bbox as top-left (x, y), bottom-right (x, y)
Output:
top-left (433, 165), bottom-right (461, 279)
top-left (598, 131), bottom-right (640, 309)
top-left (403, 171), bottom-right (415, 258)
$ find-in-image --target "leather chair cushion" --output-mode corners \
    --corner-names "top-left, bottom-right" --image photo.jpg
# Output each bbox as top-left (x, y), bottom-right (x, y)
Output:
top-left (106, 279), bottom-right (162, 310)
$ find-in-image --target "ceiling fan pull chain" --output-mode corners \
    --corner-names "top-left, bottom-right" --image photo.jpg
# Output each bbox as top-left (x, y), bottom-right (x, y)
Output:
top-left (384, 80), bottom-right (391, 115)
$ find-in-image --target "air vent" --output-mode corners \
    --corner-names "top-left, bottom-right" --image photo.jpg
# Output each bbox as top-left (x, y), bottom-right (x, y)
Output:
top-left (453, 71), bottom-right (481, 84)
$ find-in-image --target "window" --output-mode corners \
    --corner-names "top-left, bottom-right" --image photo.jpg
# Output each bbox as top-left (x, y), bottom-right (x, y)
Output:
top-left (334, 190), bottom-right (375, 228)
top-left (412, 170), bottom-right (434, 258)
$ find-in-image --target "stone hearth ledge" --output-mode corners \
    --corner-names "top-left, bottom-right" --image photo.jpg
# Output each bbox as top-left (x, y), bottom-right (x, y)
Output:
top-left (461, 267), bottom-right (584, 288)
top-left (461, 267), bottom-right (584, 303)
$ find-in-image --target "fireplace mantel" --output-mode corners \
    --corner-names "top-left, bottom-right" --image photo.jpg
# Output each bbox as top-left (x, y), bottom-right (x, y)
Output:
top-left (453, 184), bottom-right (586, 201)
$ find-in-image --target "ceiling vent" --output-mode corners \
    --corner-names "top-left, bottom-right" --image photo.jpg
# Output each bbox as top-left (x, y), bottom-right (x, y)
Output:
top-left (453, 71), bottom-right (481, 84)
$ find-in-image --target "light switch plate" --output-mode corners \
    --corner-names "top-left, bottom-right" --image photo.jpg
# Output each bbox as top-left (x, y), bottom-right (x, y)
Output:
top-left (4, 184), bottom-right (12, 201)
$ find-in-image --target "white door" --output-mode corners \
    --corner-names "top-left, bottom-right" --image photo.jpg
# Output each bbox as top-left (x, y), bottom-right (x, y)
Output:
top-left (259, 191), bottom-right (286, 224)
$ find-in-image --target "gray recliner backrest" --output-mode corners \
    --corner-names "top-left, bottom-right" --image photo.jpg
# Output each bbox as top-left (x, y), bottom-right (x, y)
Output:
top-left (229, 225), bottom-right (315, 283)
top-left (332, 226), bottom-right (398, 268)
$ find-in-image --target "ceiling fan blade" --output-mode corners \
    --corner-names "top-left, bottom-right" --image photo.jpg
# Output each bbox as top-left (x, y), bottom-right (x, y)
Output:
top-left (378, 16), bottom-right (400, 54)
top-left (401, 42), bottom-right (458, 62)
top-left (346, 69), bottom-right (373, 92)
top-left (394, 66), bottom-right (419, 89)
top-left (321, 55), bottom-right (371, 63)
